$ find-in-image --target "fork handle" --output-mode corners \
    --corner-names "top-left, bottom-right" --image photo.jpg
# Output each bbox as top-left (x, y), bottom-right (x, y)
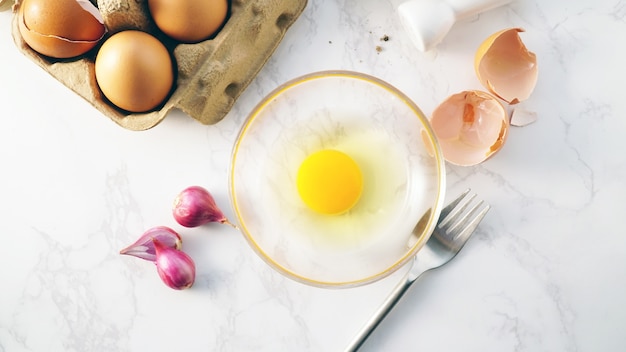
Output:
top-left (344, 274), bottom-right (416, 352)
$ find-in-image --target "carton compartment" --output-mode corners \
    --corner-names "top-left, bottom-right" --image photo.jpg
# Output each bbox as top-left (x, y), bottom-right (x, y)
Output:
top-left (11, 0), bottom-right (308, 131)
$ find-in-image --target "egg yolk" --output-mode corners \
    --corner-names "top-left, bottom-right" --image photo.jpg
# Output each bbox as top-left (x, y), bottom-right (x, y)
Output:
top-left (296, 149), bottom-right (363, 215)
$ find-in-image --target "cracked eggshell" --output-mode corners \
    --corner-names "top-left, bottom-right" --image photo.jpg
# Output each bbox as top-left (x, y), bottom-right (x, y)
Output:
top-left (17, 0), bottom-right (105, 58)
top-left (474, 28), bottom-right (538, 104)
top-left (430, 90), bottom-right (509, 166)
top-left (510, 108), bottom-right (537, 127)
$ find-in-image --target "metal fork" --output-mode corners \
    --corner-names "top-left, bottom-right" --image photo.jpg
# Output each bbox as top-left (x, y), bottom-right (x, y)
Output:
top-left (344, 189), bottom-right (490, 352)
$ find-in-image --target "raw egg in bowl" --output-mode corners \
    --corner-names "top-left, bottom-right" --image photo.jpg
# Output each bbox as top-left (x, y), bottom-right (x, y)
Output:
top-left (229, 71), bottom-right (446, 287)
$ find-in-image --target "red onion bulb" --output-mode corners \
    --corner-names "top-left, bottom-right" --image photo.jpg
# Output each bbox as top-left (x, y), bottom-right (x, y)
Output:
top-left (119, 226), bottom-right (182, 261)
top-left (172, 186), bottom-right (235, 228)
top-left (153, 238), bottom-right (196, 290)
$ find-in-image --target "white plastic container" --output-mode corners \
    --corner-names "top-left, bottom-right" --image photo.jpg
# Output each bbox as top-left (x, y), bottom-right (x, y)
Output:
top-left (398, 0), bottom-right (513, 52)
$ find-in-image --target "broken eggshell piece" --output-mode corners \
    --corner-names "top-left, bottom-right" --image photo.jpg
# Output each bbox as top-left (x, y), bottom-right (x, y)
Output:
top-left (430, 90), bottom-right (508, 166)
top-left (474, 28), bottom-right (538, 104)
top-left (510, 107), bottom-right (538, 127)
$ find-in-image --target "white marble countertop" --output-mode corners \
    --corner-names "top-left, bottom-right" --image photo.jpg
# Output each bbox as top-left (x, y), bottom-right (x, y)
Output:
top-left (1, 0), bottom-right (625, 351)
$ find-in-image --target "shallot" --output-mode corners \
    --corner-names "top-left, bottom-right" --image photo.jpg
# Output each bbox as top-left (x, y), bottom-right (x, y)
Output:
top-left (153, 238), bottom-right (196, 290)
top-left (119, 226), bottom-right (182, 261)
top-left (173, 186), bottom-right (236, 228)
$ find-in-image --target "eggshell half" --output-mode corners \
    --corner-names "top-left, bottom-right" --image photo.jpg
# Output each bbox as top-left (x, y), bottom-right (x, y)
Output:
top-left (430, 90), bottom-right (509, 166)
top-left (475, 28), bottom-right (538, 104)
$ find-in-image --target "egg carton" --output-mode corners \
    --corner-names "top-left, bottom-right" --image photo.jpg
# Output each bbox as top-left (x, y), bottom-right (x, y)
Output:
top-left (11, 0), bottom-right (307, 131)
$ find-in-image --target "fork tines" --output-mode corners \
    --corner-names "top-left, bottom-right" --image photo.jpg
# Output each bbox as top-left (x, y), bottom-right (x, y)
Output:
top-left (439, 189), bottom-right (490, 247)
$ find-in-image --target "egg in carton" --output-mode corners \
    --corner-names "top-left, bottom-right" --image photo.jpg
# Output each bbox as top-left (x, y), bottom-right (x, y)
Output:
top-left (0, 0), bottom-right (14, 11)
top-left (10, 0), bottom-right (308, 131)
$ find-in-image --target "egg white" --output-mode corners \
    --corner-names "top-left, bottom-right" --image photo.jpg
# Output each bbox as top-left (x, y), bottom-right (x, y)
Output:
top-left (261, 111), bottom-right (415, 262)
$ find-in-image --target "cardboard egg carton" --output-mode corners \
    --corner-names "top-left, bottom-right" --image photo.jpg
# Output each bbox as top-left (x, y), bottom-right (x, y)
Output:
top-left (11, 0), bottom-right (307, 130)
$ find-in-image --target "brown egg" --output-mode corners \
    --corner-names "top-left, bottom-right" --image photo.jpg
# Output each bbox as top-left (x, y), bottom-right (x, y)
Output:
top-left (95, 30), bottom-right (174, 113)
top-left (148, 0), bottom-right (228, 43)
top-left (18, 0), bottom-right (106, 58)
top-left (430, 90), bottom-right (508, 166)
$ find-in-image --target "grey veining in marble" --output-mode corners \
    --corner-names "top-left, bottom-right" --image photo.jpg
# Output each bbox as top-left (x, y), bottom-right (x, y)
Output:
top-left (1, 0), bottom-right (625, 351)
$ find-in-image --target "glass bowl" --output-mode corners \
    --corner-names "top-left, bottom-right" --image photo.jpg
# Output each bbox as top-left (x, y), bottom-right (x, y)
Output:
top-left (229, 71), bottom-right (446, 288)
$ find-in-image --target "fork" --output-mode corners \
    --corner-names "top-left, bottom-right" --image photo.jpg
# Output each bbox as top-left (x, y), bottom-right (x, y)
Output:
top-left (344, 189), bottom-right (490, 352)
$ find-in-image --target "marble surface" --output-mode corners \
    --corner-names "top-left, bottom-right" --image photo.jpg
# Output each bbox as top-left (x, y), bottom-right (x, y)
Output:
top-left (1, 0), bottom-right (625, 351)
